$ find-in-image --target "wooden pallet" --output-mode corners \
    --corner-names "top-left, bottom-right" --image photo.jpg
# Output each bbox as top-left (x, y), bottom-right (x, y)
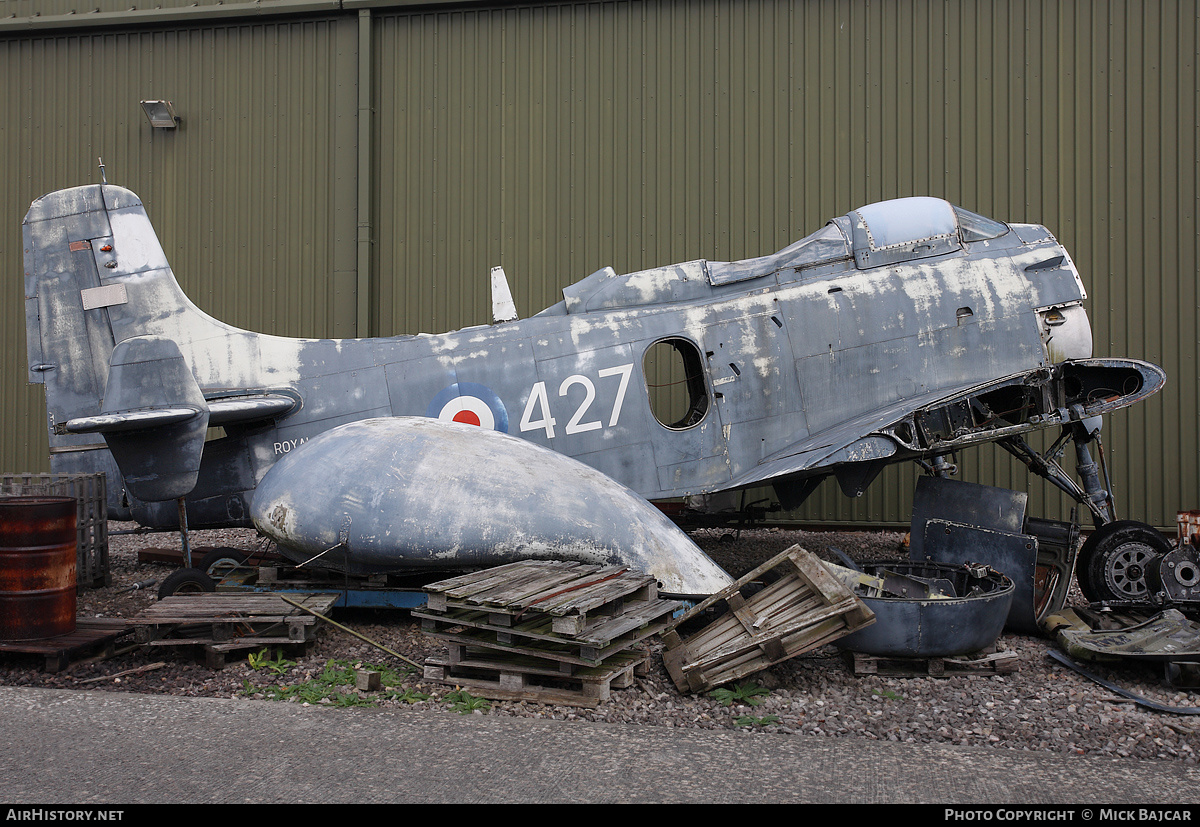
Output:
top-left (660, 545), bottom-right (875, 693)
top-left (420, 561), bottom-right (674, 705)
top-left (414, 593), bottom-right (678, 665)
top-left (847, 649), bottom-right (1019, 678)
top-left (423, 647), bottom-right (650, 707)
top-left (125, 592), bottom-right (339, 667)
top-left (422, 560), bottom-right (661, 631)
top-left (0, 618), bottom-right (132, 672)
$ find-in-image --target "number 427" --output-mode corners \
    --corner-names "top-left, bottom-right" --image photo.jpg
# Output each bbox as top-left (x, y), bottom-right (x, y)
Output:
top-left (519, 364), bottom-right (634, 439)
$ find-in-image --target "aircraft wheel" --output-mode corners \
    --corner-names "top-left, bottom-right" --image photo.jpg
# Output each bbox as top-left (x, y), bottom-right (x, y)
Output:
top-left (198, 548), bottom-right (251, 579)
top-left (1078, 520), bottom-right (1171, 604)
top-left (158, 567), bottom-right (216, 599)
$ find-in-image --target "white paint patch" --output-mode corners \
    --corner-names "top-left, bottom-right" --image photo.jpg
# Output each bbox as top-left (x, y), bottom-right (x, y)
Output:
top-left (106, 209), bottom-right (171, 274)
top-left (619, 260), bottom-right (707, 304)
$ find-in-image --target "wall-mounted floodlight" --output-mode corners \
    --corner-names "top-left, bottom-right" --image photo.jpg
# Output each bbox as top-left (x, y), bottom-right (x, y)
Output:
top-left (140, 100), bottom-right (179, 129)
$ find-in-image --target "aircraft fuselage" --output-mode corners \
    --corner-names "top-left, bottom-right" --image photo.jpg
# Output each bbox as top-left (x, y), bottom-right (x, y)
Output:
top-left (27, 188), bottom-right (1155, 531)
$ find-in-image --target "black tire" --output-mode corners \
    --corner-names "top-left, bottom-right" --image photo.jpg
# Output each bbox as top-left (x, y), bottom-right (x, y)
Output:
top-left (158, 567), bottom-right (217, 599)
top-left (1078, 520), bottom-right (1171, 603)
top-left (198, 548), bottom-right (251, 579)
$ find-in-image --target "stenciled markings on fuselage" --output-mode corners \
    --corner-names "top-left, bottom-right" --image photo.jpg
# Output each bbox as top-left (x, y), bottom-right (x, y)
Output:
top-left (519, 363), bottom-right (634, 439)
top-left (273, 436), bottom-right (310, 454)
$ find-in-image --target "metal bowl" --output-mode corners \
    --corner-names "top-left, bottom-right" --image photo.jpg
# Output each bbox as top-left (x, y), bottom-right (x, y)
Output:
top-left (833, 560), bottom-right (1014, 657)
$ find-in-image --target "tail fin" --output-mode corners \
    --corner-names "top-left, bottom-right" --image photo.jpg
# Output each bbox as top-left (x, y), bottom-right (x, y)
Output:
top-left (23, 185), bottom-right (296, 511)
top-left (25, 185), bottom-right (204, 427)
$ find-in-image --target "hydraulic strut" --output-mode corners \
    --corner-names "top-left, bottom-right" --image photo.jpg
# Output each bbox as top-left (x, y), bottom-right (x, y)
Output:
top-left (998, 422), bottom-right (1113, 526)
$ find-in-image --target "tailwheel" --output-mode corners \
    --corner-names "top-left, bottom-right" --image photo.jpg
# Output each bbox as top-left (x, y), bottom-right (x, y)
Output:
top-left (158, 567), bottom-right (217, 599)
top-left (198, 547), bottom-right (251, 579)
top-left (1077, 520), bottom-right (1171, 604)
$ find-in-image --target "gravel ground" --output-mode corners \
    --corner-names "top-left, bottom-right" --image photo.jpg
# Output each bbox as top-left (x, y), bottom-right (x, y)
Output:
top-left (2, 522), bottom-right (1198, 764)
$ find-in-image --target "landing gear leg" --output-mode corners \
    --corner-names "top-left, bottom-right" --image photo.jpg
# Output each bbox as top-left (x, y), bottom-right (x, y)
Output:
top-left (177, 496), bottom-right (193, 568)
top-left (930, 454), bottom-right (957, 478)
top-left (1071, 422), bottom-right (1115, 526)
top-left (998, 419), bottom-right (1113, 527)
top-left (1000, 419), bottom-right (1171, 604)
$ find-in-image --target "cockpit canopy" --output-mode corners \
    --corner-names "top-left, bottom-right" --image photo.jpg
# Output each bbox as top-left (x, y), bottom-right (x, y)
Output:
top-left (849, 197), bottom-right (1009, 269)
top-left (553, 197), bottom-right (1011, 315)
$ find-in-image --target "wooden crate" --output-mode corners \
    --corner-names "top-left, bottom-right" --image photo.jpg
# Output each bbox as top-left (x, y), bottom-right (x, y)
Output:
top-left (1, 472), bottom-right (109, 588)
top-left (660, 545), bottom-right (875, 693)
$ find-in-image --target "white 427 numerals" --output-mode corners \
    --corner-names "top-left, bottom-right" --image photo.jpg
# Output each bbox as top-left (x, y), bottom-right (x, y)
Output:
top-left (519, 364), bottom-right (634, 439)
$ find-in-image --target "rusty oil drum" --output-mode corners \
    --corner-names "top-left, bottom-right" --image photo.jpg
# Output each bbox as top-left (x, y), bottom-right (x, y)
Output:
top-left (0, 496), bottom-right (77, 640)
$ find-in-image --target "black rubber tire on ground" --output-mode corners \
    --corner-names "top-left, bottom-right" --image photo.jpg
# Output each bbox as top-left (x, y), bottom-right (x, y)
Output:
top-left (157, 567), bottom-right (217, 599)
top-left (1077, 520), bottom-right (1171, 604)
top-left (198, 548), bottom-right (251, 579)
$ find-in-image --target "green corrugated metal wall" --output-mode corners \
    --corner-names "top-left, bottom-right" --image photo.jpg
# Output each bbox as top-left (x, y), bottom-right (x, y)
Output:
top-left (2, 0), bottom-right (1196, 529)
top-left (0, 13), bottom-right (360, 473)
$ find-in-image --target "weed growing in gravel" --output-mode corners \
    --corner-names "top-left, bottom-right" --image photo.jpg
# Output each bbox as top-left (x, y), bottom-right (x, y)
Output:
top-left (293, 682), bottom-right (339, 705)
top-left (241, 657), bottom-right (419, 706)
top-left (709, 682), bottom-right (770, 707)
top-left (871, 688), bottom-right (903, 701)
top-left (330, 693), bottom-right (376, 708)
top-left (444, 689), bottom-right (491, 714)
top-left (247, 648), bottom-right (296, 675)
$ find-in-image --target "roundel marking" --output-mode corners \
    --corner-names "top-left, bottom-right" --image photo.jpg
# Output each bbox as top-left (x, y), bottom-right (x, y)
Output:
top-left (425, 382), bottom-right (509, 433)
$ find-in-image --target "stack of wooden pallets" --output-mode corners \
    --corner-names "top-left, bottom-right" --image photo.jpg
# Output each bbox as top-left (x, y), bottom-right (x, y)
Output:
top-left (660, 545), bottom-right (876, 693)
top-left (416, 560), bottom-right (682, 707)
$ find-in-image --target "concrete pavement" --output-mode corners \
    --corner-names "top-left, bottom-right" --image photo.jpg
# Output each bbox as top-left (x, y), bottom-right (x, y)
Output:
top-left (0, 686), bottom-right (1198, 804)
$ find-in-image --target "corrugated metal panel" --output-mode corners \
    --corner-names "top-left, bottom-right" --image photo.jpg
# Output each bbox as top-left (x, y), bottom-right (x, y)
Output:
top-left (0, 15), bottom-right (358, 473)
top-left (2, 0), bottom-right (1196, 532)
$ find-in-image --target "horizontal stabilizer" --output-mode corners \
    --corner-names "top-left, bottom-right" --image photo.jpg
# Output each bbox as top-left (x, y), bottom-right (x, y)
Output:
top-left (66, 394), bottom-right (295, 434)
top-left (208, 394), bottom-right (298, 425)
top-left (65, 408), bottom-right (201, 434)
